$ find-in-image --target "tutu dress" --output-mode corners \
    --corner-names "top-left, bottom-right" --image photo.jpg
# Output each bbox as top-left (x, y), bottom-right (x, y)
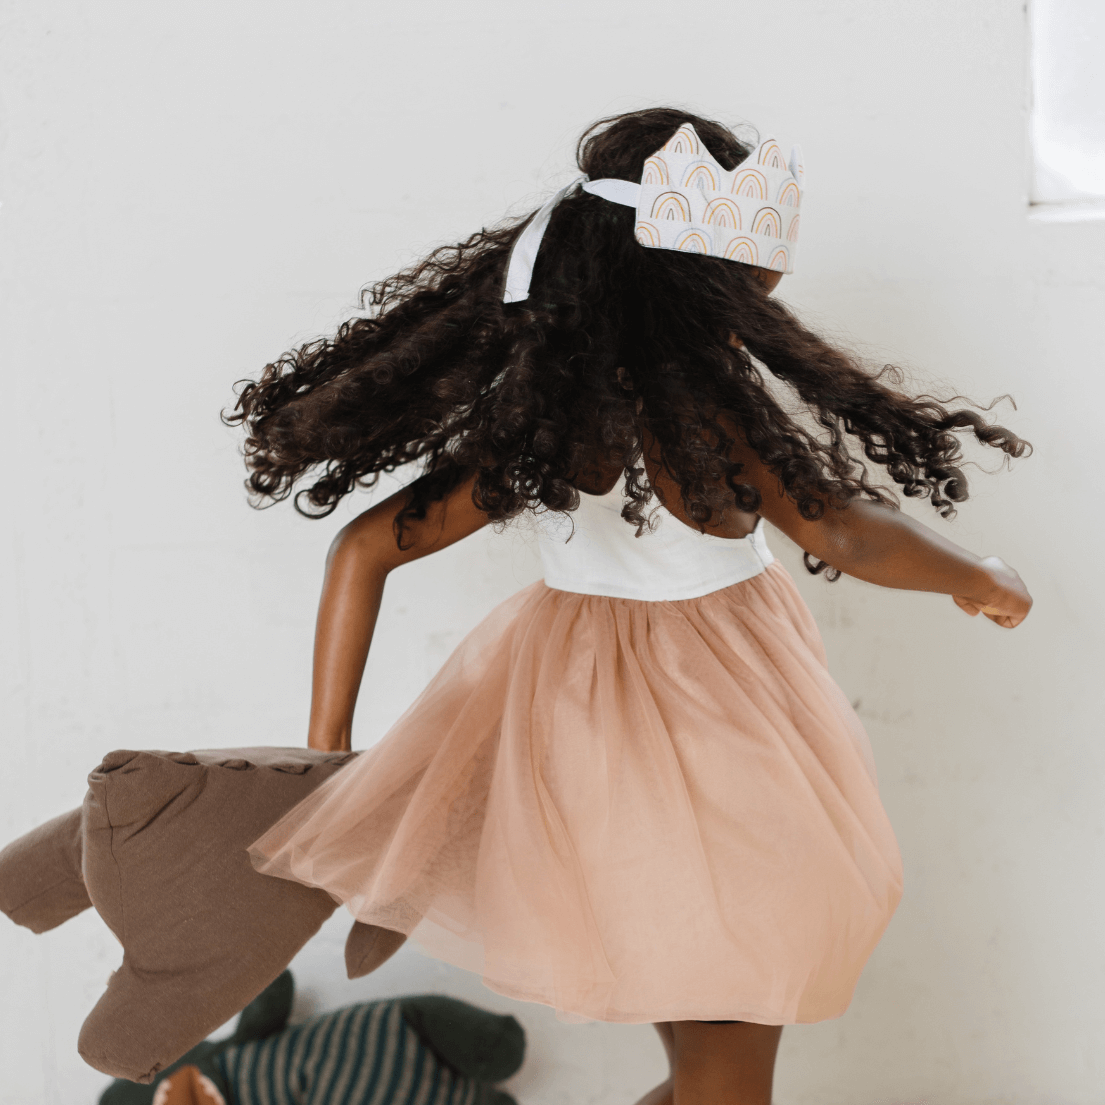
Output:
top-left (249, 481), bottom-right (903, 1025)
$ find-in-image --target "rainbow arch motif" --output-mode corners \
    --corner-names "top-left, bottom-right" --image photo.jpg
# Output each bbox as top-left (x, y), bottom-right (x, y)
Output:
top-left (664, 124), bottom-right (701, 155)
top-left (731, 169), bottom-right (767, 199)
top-left (777, 180), bottom-right (800, 208)
top-left (703, 197), bottom-right (741, 229)
top-left (650, 192), bottom-right (692, 222)
top-left (767, 246), bottom-right (789, 271)
top-left (642, 157), bottom-right (669, 186)
top-left (757, 140), bottom-right (786, 169)
top-left (786, 214), bottom-right (800, 242)
top-left (682, 161), bottom-right (720, 190)
top-left (752, 208), bottom-right (782, 238)
top-left (724, 237), bottom-right (758, 265)
top-left (675, 229), bottom-right (711, 254)
top-left (635, 221), bottom-right (661, 247)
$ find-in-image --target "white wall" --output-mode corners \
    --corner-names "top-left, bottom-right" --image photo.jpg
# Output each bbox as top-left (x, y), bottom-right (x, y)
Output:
top-left (1, 2), bottom-right (1102, 1103)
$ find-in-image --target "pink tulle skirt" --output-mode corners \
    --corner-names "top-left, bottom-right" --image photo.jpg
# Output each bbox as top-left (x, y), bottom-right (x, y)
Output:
top-left (249, 563), bottom-right (902, 1024)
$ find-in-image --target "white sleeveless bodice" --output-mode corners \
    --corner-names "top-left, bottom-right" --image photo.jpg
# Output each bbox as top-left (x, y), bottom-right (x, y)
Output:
top-left (535, 481), bottom-right (774, 602)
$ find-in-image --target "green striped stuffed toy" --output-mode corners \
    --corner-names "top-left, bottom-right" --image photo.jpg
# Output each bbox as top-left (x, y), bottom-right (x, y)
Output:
top-left (99, 974), bottom-right (523, 1105)
top-left (215, 999), bottom-right (510, 1105)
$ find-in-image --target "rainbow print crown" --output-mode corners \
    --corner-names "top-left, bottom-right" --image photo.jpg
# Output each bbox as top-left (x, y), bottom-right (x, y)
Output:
top-left (631, 123), bottom-right (803, 273)
top-left (502, 120), bottom-right (805, 303)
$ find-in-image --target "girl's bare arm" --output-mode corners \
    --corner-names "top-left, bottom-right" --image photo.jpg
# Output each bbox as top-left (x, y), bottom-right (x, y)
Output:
top-left (308, 474), bottom-right (489, 751)
top-left (727, 433), bottom-right (1032, 629)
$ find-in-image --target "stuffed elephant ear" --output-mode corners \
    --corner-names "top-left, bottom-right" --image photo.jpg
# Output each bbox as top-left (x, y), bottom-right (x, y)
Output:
top-left (232, 970), bottom-right (294, 1044)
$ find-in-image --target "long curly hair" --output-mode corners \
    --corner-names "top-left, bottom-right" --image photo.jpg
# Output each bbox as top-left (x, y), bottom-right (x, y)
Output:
top-left (226, 107), bottom-right (1028, 574)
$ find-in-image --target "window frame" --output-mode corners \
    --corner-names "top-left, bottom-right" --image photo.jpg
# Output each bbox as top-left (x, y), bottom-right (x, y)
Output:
top-left (1027, 0), bottom-right (1105, 220)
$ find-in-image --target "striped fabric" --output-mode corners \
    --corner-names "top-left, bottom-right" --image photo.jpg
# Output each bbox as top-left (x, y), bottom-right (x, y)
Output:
top-left (213, 999), bottom-right (484, 1105)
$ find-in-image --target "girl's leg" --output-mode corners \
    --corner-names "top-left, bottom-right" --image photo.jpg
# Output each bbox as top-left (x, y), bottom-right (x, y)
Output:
top-left (669, 1021), bottom-right (783, 1105)
top-left (631, 1023), bottom-right (675, 1105)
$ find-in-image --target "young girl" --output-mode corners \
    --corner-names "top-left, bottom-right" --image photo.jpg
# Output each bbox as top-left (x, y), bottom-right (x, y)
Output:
top-left (234, 108), bottom-right (1031, 1105)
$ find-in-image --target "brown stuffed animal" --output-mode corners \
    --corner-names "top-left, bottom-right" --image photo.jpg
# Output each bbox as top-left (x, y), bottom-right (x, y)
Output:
top-left (0, 746), bottom-right (407, 1084)
top-left (150, 1066), bottom-right (227, 1105)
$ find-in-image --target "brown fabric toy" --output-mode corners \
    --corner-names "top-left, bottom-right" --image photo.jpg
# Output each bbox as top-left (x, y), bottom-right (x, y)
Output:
top-left (0, 747), bottom-right (408, 1084)
top-left (150, 1066), bottom-right (227, 1105)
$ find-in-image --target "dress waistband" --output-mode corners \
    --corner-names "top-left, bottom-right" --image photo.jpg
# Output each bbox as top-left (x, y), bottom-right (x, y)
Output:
top-left (537, 509), bottom-right (774, 603)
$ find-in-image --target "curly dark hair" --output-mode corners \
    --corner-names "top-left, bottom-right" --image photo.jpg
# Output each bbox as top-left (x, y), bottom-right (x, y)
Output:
top-left (225, 107), bottom-right (1028, 574)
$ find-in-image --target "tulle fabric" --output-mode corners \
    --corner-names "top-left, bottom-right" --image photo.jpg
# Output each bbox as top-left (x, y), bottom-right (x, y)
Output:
top-left (249, 563), bottom-right (902, 1025)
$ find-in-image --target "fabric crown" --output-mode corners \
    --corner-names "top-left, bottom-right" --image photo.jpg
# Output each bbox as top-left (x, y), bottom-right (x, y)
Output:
top-left (503, 122), bottom-right (804, 304)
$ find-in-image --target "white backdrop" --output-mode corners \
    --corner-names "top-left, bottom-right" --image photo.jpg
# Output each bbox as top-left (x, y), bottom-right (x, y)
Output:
top-left (2, 3), bottom-right (1102, 1103)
